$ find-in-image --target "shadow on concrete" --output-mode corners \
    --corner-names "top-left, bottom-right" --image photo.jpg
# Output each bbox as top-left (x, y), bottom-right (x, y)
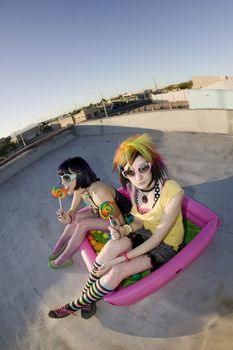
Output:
top-left (0, 124), bottom-right (232, 348)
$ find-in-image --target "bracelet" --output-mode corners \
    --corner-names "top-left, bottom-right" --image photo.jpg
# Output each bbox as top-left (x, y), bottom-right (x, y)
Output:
top-left (123, 252), bottom-right (130, 262)
top-left (68, 209), bottom-right (75, 215)
top-left (68, 214), bottom-right (73, 224)
top-left (122, 224), bottom-right (132, 235)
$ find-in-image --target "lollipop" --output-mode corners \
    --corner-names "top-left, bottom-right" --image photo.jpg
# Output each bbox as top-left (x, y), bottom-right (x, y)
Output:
top-left (99, 201), bottom-right (114, 223)
top-left (51, 186), bottom-right (67, 209)
top-left (99, 201), bottom-right (120, 241)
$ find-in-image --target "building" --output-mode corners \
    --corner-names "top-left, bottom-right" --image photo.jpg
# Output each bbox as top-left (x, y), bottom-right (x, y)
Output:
top-left (73, 105), bottom-right (101, 123)
top-left (189, 78), bottom-right (233, 109)
top-left (150, 90), bottom-right (189, 103)
top-left (192, 75), bottom-right (233, 89)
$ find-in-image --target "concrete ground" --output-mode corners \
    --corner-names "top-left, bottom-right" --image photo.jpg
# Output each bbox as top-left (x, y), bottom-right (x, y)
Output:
top-left (0, 126), bottom-right (233, 350)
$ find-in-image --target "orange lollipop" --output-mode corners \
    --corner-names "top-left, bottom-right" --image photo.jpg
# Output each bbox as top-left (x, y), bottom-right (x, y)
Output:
top-left (51, 186), bottom-right (67, 209)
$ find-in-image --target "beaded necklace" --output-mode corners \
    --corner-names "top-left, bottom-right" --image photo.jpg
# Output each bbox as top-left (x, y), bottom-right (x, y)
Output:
top-left (134, 182), bottom-right (160, 211)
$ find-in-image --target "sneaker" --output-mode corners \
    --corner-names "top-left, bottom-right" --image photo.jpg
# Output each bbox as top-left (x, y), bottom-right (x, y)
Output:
top-left (48, 305), bottom-right (76, 319)
top-left (48, 258), bottom-right (73, 269)
top-left (48, 244), bottom-right (67, 261)
top-left (48, 252), bottom-right (61, 262)
top-left (81, 303), bottom-right (97, 319)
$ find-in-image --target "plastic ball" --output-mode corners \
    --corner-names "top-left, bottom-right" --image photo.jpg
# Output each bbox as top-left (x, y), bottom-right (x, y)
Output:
top-left (90, 239), bottom-right (97, 247)
top-left (87, 234), bottom-right (93, 241)
top-left (94, 242), bottom-right (105, 252)
top-left (131, 273), bottom-right (141, 281)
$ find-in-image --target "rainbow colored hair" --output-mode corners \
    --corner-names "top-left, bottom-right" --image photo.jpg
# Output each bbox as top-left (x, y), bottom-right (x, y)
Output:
top-left (113, 134), bottom-right (163, 169)
top-left (113, 134), bottom-right (168, 187)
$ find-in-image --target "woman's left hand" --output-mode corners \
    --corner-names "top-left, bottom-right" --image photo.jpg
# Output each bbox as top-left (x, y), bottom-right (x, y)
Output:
top-left (95, 259), bottom-right (117, 276)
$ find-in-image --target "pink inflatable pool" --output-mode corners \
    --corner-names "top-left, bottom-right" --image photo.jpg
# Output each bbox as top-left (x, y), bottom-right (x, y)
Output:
top-left (79, 194), bottom-right (220, 306)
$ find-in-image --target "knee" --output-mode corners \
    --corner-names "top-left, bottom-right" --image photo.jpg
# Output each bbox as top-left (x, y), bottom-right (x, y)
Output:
top-left (73, 219), bottom-right (88, 234)
top-left (108, 264), bottom-right (125, 281)
top-left (105, 239), bottom-right (118, 248)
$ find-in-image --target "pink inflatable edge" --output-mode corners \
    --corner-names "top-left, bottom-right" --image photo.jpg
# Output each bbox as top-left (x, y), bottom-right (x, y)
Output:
top-left (80, 190), bottom-right (220, 306)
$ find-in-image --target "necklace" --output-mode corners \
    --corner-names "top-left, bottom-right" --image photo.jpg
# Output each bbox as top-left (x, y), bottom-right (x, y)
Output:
top-left (139, 179), bottom-right (155, 193)
top-left (134, 182), bottom-right (160, 210)
top-left (142, 195), bottom-right (149, 203)
top-left (139, 180), bottom-right (155, 202)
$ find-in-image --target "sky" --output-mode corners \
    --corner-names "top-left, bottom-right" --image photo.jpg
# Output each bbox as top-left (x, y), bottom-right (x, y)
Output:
top-left (1, 0), bottom-right (233, 138)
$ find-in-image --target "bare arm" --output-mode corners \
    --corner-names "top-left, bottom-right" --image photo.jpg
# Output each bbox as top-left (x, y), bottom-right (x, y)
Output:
top-left (69, 190), bottom-right (82, 212)
top-left (92, 183), bottom-right (125, 225)
top-left (56, 191), bottom-right (82, 224)
top-left (108, 216), bottom-right (143, 240)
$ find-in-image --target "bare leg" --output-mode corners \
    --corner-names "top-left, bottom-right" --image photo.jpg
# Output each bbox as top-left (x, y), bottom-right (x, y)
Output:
top-left (79, 237), bottom-right (133, 293)
top-left (96, 236), bottom-right (132, 264)
top-left (52, 208), bottom-right (96, 255)
top-left (54, 214), bottom-right (109, 265)
top-left (52, 220), bottom-right (77, 255)
top-left (101, 255), bottom-right (153, 289)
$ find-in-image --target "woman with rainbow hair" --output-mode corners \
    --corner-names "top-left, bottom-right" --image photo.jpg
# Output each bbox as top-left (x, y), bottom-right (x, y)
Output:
top-left (48, 134), bottom-right (184, 319)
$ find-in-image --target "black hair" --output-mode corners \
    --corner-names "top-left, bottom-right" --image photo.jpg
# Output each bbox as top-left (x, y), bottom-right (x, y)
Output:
top-left (58, 157), bottom-right (100, 190)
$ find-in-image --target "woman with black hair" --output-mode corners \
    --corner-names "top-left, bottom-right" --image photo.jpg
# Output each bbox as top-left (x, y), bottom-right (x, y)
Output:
top-left (48, 156), bottom-right (131, 269)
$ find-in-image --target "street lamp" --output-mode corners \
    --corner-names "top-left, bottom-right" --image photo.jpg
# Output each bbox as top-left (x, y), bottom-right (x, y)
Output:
top-left (17, 124), bottom-right (26, 148)
top-left (153, 76), bottom-right (158, 91)
top-left (100, 93), bottom-right (109, 118)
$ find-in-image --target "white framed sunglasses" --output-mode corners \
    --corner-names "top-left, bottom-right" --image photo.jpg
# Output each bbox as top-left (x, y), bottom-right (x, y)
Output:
top-left (121, 162), bottom-right (152, 178)
top-left (59, 173), bottom-right (77, 182)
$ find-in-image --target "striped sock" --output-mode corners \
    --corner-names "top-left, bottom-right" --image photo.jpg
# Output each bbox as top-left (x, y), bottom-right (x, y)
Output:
top-left (67, 279), bottom-right (114, 311)
top-left (82, 261), bottom-right (102, 294)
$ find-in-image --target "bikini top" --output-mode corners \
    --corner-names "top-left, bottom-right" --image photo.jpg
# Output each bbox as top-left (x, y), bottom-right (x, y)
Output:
top-left (81, 188), bottom-right (132, 216)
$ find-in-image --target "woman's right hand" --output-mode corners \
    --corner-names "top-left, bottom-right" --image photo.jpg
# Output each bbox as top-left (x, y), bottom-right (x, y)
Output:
top-left (56, 209), bottom-right (71, 224)
top-left (108, 225), bottom-right (125, 240)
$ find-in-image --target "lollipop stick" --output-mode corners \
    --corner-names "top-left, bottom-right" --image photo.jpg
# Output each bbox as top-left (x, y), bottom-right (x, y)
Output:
top-left (109, 216), bottom-right (116, 227)
top-left (58, 197), bottom-right (62, 210)
top-left (109, 216), bottom-right (119, 242)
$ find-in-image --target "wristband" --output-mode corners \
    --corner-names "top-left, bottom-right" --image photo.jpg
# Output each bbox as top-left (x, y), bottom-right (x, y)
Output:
top-left (68, 214), bottom-right (73, 224)
top-left (122, 224), bottom-right (132, 235)
top-left (123, 252), bottom-right (130, 262)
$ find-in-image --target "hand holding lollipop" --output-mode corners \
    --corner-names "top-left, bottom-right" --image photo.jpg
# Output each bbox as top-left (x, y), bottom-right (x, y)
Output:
top-left (99, 201), bottom-right (115, 225)
top-left (51, 186), bottom-right (67, 210)
top-left (99, 201), bottom-right (120, 241)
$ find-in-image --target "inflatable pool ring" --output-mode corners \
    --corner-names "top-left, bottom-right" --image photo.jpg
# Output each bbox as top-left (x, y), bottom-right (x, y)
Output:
top-left (79, 191), bottom-right (220, 306)
top-left (51, 186), bottom-right (67, 209)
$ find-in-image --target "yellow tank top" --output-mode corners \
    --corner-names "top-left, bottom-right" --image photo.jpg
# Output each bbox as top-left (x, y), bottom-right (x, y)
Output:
top-left (130, 179), bottom-right (184, 246)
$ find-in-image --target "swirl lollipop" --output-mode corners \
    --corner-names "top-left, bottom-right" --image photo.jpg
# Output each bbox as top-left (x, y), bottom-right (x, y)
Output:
top-left (99, 201), bottom-right (115, 226)
top-left (51, 186), bottom-right (67, 209)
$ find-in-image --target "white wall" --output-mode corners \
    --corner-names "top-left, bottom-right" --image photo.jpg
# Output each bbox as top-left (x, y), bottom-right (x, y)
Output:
top-left (151, 90), bottom-right (189, 102)
top-left (188, 89), bottom-right (233, 109)
top-left (75, 109), bottom-right (232, 136)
